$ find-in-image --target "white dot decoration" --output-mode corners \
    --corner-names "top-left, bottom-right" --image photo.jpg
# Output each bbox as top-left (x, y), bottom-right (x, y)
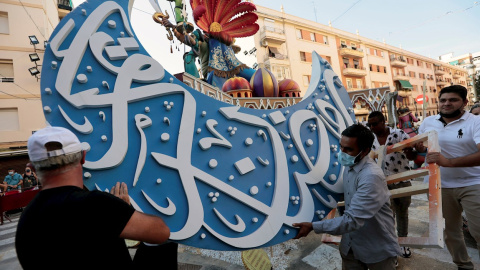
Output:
top-left (166, 105), bottom-right (172, 111)
top-left (333, 162), bottom-right (339, 166)
top-left (315, 210), bottom-right (321, 215)
top-left (201, 111), bottom-right (207, 117)
top-left (284, 229), bottom-right (290, 235)
top-left (81, 9), bottom-right (87, 15)
top-left (101, 135), bottom-right (107, 142)
top-left (196, 128), bottom-right (202, 134)
top-left (293, 201), bottom-right (299, 205)
top-left (290, 196), bottom-right (296, 201)
top-left (120, 31), bottom-right (125, 37)
top-left (86, 66), bottom-right (92, 72)
top-left (252, 217), bottom-right (258, 223)
top-left (329, 174), bottom-right (337, 181)
top-left (288, 144), bottom-right (293, 149)
top-left (250, 186), bottom-right (259, 195)
top-left (201, 233), bottom-right (206, 239)
top-left (209, 159), bottom-right (218, 168)
top-left (310, 156), bottom-right (315, 161)
top-left (84, 172), bottom-right (91, 178)
top-left (156, 178), bottom-right (162, 184)
top-left (233, 127), bottom-right (237, 131)
top-left (228, 175), bottom-right (234, 181)
top-left (208, 192), bottom-right (214, 198)
top-left (211, 197), bottom-right (217, 202)
top-left (323, 95), bottom-right (330, 100)
top-left (296, 196), bottom-right (300, 201)
top-left (51, 61), bottom-right (57, 69)
top-left (108, 20), bottom-right (116, 28)
top-left (306, 139), bottom-right (314, 147)
top-left (164, 101), bottom-right (168, 106)
top-left (77, 74), bottom-right (88, 83)
top-left (262, 114), bottom-right (266, 118)
top-left (230, 131), bottom-right (236, 136)
top-left (228, 126), bottom-right (233, 131)
top-left (245, 138), bottom-right (253, 146)
top-left (266, 182), bottom-right (272, 187)
top-left (81, 142), bottom-right (91, 152)
top-left (214, 192), bottom-right (220, 197)
top-left (319, 214), bottom-right (325, 219)
top-left (45, 88), bottom-right (52, 95)
top-left (145, 107), bottom-right (150, 113)
top-left (335, 153), bottom-right (339, 158)
top-left (161, 133), bottom-right (170, 142)
top-left (43, 106), bottom-right (52, 113)
top-left (291, 155), bottom-right (299, 163)
top-left (169, 77), bottom-right (174, 83)
top-left (169, 102), bottom-right (174, 106)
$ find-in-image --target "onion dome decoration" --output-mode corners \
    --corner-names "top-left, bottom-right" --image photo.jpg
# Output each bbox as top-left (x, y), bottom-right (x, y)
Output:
top-left (250, 68), bottom-right (279, 97)
top-left (278, 79), bottom-right (301, 97)
top-left (222, 77), bottom-right (251, 92)
top-left (191, 0), bottom-right (259, 46)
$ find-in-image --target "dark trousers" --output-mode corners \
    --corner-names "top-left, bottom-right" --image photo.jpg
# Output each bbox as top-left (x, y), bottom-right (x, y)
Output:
top-left (133, 242), bottom-right (178, 269)
top-left (388, 181), bottom-right (412, 237)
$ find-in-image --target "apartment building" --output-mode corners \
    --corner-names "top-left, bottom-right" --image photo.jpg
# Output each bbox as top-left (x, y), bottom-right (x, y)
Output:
top-left (252, 5), bottom-right (470, 120)
top-left (0, 0), bottom-right (71, 144)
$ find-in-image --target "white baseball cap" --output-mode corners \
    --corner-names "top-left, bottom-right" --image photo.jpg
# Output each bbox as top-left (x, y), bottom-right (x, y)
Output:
top-left (27, 126), bottom-right (83, 162)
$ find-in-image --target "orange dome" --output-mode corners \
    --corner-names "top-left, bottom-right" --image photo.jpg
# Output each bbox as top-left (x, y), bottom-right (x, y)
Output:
top-left (222, 77), bottom-right (251, 92)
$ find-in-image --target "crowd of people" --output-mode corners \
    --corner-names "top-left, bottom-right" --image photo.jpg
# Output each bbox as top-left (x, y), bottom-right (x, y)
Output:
top-left (7, 85), bottom-right (480, 269)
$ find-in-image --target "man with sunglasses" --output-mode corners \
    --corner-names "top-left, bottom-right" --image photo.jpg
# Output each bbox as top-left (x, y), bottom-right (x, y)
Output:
top-left (368, 111), bottom-right (416, 259)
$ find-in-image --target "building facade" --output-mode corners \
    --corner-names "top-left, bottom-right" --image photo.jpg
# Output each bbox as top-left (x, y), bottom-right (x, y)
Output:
top-left (252, 5), bottom-right (470, 121)
top-left (0, 0), bottom-right (71, 145)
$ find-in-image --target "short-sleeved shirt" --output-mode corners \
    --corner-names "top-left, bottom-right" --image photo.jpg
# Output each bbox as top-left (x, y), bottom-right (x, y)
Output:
top-left (418, 112), bottom-right (480, 188)
top-left (372, 127), bottom-right (411, 179)
top-left (16, 186), bottom-right (135, 270)
top-left (4, 173), bottom-right (23, 190)
top-left (312, 157), bottom-right (400, 263)
top-left (22, 174), bottom-right (37, 189)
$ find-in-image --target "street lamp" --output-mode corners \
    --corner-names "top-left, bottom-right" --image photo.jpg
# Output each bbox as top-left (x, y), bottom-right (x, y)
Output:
top-left (28, 35), bottom-right (39, 45)
top-left (29, 53), bottom-right (40, 62)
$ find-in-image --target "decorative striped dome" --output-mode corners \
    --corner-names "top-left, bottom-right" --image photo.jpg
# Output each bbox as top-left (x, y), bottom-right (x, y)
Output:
top-left (250, 68), bottom-right (279, 97)
top-left (222, 77), bottom-right (251, 92)
top-left (279, 79), bottom-right (300, 93)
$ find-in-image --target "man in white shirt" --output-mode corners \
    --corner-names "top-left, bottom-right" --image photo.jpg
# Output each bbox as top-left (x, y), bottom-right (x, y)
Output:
top-left (417, 85), bottom-right (480, 270)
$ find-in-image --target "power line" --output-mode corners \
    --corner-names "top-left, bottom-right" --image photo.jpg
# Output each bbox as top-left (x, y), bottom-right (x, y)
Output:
top-left (18, 0), bottom-right (48, 41)
top-left (331, 0), bottom-right (363, 24)
top-left (0, 72), bottom-right (41, 98)
top-left (0, 90), bottom-right (39, 100)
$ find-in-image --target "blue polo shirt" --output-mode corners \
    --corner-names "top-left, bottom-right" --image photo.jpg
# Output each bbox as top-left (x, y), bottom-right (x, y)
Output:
top-left (4, 173), bottom-right (23, 190)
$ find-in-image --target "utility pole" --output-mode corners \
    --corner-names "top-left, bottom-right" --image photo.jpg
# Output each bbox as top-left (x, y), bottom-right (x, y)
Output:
top-left (466, 64), bottom-right (477, 102)
top-left (313, 2), bottom-right (318, 22)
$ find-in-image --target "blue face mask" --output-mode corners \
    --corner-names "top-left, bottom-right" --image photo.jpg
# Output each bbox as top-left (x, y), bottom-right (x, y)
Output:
top-left (338, 150), bottom-right (363, 167)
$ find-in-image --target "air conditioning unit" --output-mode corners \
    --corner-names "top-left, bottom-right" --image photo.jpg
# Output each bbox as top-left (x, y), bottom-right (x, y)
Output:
top-left (260, 39), bottom-right (268, 47)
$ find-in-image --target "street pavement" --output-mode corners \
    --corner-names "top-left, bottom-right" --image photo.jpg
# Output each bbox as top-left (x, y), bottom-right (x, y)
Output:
top-left (1, 178), bottom-right (479, 269)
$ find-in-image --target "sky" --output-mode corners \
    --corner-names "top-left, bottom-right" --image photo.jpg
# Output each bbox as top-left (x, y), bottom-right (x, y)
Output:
top-left (71, 0), bottom-right (480, 74)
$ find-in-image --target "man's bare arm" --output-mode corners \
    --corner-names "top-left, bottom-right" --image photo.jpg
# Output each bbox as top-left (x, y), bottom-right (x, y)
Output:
top-left (426, 144), bottom-right (480, 167)
top-left (120, 212), bottom-right (170, 244)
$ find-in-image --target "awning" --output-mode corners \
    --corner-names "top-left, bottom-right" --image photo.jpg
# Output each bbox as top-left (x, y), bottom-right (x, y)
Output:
top-left (397, 80), bottom-right (413, 89)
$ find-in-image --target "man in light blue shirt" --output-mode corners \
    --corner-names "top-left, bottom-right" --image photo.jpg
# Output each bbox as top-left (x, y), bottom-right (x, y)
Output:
top-left (3, 168), bottom-right (23, 191)
top-left (293, 124), bottom-right (400, 269)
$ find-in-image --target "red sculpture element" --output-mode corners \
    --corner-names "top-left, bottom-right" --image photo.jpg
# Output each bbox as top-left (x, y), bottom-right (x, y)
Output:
top-left (279, 79), bottom-right (301, 98)
top-left (222, 77), bottom-right (253, 98)
top-left (190, 0), bottom-right (259, 46)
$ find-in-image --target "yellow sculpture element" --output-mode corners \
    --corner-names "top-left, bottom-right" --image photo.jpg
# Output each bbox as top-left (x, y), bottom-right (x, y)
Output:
top-left (209, 22), bottom-right (222, 33)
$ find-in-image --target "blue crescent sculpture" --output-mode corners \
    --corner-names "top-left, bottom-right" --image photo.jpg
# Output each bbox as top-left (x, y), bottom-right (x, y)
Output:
top-left (39, 0), bottom-right (355, 250)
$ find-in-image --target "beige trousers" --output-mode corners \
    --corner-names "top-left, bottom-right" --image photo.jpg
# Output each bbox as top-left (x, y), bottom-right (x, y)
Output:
top-left (442, 184), bottom-right (480, 270)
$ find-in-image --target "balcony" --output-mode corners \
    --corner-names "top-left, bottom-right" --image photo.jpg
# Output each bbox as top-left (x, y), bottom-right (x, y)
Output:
top-left (260, 26), bottom-right (286, 46)
top-left (342, 65), bottom-right (367, 77)
top-left (452, 73), bottom-right (462, 79)
top-left (263, 54), bottom-right (289, 66)
top-left (397, 90), bottom-right (411, 98)
top-left (434, 67), bottom-right (446, 75)
top-left (393, 73), bottom-right (410, 81)
top-left (390, 56), bottom-right (407, 67)
top-left (436, 79), bottom-right (448, 86)
top-left (339, 45), bottom-right (364, 58)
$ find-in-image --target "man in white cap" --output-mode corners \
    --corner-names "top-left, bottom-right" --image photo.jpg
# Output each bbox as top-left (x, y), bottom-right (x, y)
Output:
top-left (15, 126), bottom-right (170, 269)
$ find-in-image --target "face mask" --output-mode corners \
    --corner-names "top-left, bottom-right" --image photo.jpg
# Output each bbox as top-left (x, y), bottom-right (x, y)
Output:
top-left (338, 150), bottom-right (363, 167)
top-left (26, 170), bottom-right (31, 173)
top-left (440, 109), bottom-right (462, 119)
top-left (8, 171), bottom-right (13, 175)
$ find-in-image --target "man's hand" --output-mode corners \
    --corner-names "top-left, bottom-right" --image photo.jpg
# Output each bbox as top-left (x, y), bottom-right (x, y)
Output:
top-left (111, 182), bottom-right (130, 205)
top-left (426, 152), bottom-right (452, 167)
top-left (292, 222), bottom-right (313, 239)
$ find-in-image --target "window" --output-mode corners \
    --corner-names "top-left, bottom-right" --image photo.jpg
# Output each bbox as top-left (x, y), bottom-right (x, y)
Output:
top-left (272, 65), bottom-right (290, 81)
top-left (383, 66), bottom-right (387, 73)
top-left (0, 108), bottom-right (19, 131)
top-left (300, 52), bottom-right (306, 62)
top-left (341, 40), bottom-right (347, 48)
top-left (380, 51), bottom-right (384, 58)
top-left (302, 75), bottom-right (310, 86)
top-left (343, 58), bottom-right (349, 68)
top-left (296, 29), bottom-right (302, 39)
top-left (351, 43), bottom-right (356, 50)
top-left (323, 35), bottom-right (329, 45)
top-left (346, 79), bottom-right (353, 89)
top-left (376, 66), bottom-right (380, 72)
top-left (310, 32), bottom-right (316, 42)
top-left (356, 79), bottom-right (363, 89)
top-left (0, 59), bottom-right (14, 80)
top-left (369, 64), bottom-right (373, 71)
top-left (0, 12), bottom-right (9, 34)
